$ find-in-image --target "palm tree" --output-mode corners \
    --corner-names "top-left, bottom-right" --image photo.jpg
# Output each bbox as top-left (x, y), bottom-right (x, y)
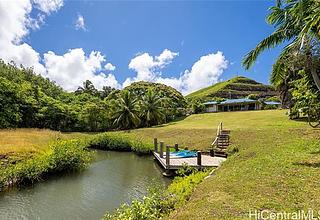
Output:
top-left (75, 80), bottom-right (98, 96)
top-left (242, 0), bottom-right (320, 91)
top-left (112, 90), bottom-right (140, 129)
top-left (140, 89), bottom-right (165, 127)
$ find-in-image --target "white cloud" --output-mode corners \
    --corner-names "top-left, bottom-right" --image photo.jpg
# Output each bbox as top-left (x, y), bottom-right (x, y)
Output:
top-left (179, 52), bottom-right (228, 94)
top-left (155, 49), bottom-right (179, 67)
top-left (43, 48), bottom-right (120, 91)
top-left (75, 14), bottom-right (86, 31)
top-left (125, 50), bottom-right (228, 94)
top-left (124, 49), bottom-right (179, 87)
top-left (105, 63), bottom-right (116, 71)
top-left (33, 0), bottom-right (64, 14)
top-left (0, 0), bottom-right (46, 74)
top-left (0, 0), bottom-right (31, 44)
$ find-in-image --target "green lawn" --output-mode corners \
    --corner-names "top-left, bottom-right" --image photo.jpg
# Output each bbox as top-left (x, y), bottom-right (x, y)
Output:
top-left (114, 110), bottom-right (319, 219)
top-left (117, 109), bottom-right (308, 151)
top-left (1, 110), bottom-right (319, 219)
top-left (158, 110), bottom-right (320, 219)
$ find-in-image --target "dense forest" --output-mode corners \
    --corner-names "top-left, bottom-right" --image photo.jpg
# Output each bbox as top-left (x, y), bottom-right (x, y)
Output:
top-left (0, 60), bottom-right (186, 131)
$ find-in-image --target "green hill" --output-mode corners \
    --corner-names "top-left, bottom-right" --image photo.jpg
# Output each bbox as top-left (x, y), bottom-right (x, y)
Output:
top-left (186, 76), bottom-right (277, 101)
top-left (124, 81), bottom-right (187, 108)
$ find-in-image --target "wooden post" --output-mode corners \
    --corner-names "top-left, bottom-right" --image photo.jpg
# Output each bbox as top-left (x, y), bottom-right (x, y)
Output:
top-left (197, 151), bottom-right (202, 166)
top-left (166, 145), bottom-right (170, 168)
top-left (209, 149), bottom-right (214, 157)
top-left (153, 138), bottom-right (158, 153)
top-left (160, 141), bottom-right (164, 158)
top-left (174, 143), bottom-right (179, 152)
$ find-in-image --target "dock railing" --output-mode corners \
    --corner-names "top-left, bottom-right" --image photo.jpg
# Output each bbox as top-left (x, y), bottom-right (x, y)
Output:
top-left (210, 122), bottom-right (230, 158)
top-left (153, 138), bottom-right (212, 169)
top-left (211, 121), bottom-right (223, 148)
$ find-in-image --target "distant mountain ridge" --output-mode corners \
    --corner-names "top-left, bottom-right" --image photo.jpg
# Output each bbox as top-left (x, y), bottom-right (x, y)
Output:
top-left (186, 76), bottom-right (277, 101)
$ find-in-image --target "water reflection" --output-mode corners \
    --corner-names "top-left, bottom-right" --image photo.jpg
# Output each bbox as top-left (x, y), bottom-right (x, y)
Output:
top-left (0, 150), bottom-right (170, 220)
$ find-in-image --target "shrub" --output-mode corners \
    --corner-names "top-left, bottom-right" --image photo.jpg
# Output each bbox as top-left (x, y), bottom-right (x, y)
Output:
top-left (0, 139), bottom-right (92, 189)
top-left (48, 139), bottom-right (93, 172)
top-left (166, 170), bottom-right (209, 208)
top-left (175, 163), bottom-right (198, 176)
top-left (88, 132), bottom-right (152, 154)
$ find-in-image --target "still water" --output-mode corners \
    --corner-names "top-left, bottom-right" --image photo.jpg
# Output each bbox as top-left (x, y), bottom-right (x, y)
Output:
top-left (0, 151), bottom-right (170, 220)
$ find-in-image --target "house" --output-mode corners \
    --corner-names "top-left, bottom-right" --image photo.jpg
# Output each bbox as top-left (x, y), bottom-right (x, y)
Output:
top-left (203, 98), bottom-right (262, 113)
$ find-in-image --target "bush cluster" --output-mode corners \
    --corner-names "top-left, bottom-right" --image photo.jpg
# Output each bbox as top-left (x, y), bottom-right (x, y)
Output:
top-left (0, 139), bottom-right (92, 190)
top-left (88, 132), bottom-right (152, 154)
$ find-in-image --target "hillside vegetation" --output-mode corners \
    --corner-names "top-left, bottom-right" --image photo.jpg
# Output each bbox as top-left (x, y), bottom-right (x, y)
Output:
top-left (124, 81), bottom-right (186, 108)
top-left (0, 60), bottom-right (184, 131)
top-left (186, 76), bottom-right (277, 101)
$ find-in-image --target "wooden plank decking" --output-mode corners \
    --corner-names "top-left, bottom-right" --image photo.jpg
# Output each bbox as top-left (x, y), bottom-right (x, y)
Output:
top-left (153, 151), bottom-right (226, 170)
top-left (152, 122), bottom-right (229, 173)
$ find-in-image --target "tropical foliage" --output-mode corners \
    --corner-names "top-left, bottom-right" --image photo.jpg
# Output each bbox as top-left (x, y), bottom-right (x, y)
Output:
top-left (140, 89), bottom-right (166, 126)
top-left (0, 60), bottom-right (186, 131)
top-left (242, 0), bottom-right (320, 126)
top-left (111, 90), bottom-right (141, 129)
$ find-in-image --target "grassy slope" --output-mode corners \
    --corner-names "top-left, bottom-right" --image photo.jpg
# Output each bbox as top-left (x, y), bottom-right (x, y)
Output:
top-left (0, 129), bottom-right (90, 163)
top-left (186, 76), bottom-right (274, 100)
top-left (160, 111), bottom-right (320, 219)
top-left (115, 110), bottom-right (319, 219)
top-left (1, 111), bottom-right (319, 219)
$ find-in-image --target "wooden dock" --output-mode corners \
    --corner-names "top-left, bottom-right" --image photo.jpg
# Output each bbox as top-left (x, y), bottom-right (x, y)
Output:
top-left (152, 126), bottom-right (228, 176)
top-left (153, 151), bottom-right (226, 170)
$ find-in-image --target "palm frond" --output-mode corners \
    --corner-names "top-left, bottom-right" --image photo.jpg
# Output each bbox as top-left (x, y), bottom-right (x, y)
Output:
top-left (242, 30), bottom-right (289, 69)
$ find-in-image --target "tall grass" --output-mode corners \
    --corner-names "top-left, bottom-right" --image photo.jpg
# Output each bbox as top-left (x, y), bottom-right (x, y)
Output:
top-left (0, 132), bottom-right (152, 190)
top-left (0, 139), bottom-right (92, 189)
top-left (88, 132), bottom-right (152, 154)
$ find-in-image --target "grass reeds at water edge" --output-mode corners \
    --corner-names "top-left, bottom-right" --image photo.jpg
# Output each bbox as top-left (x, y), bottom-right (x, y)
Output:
top-left (0, 132), bottom-right (153, 190)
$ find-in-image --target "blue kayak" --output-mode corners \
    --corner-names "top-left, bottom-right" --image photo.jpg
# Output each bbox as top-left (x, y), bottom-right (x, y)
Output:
top-left (170, 150), bottom-right (197, 158)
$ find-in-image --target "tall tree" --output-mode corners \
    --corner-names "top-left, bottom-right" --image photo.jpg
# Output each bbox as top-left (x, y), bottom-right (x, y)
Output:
top-left (100, 86), bottom-right (116, 100)
top-left (140, 89), bottom-right (165, 127)
top-left (242, 0), bottom-right (320, 91)
top-left (112, 90), bottom-right (140, 129)
top-left (75, 80), bottom-right (98, 96)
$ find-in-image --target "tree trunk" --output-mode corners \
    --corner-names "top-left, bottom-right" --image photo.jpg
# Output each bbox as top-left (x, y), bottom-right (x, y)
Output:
top-left (311, 67), bottom-right (320, 91)
top-left (306, 49), bottom-right (320, 92)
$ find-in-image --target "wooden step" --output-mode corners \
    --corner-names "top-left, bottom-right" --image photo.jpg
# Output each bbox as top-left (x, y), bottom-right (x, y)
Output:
top-left (218, 146), bottom-right (229, 149)
top-left (218, 138), bottom-right (229, 141)
top-left (217, 140), bottom-right (230, 144)
top-left (218, 135), bottom-right (229, 138)
top-left (213, 151), bottom-right (228, 158)
top-left (218, 142), bottom-right (229, 145)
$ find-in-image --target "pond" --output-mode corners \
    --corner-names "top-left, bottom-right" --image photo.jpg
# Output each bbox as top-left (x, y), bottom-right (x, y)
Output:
top-left (0, 150), bottom-right (170, 220)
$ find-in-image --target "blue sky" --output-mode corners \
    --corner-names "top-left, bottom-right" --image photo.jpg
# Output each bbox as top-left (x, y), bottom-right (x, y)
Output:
top-left (0, 0), bottom-right (282, 94)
